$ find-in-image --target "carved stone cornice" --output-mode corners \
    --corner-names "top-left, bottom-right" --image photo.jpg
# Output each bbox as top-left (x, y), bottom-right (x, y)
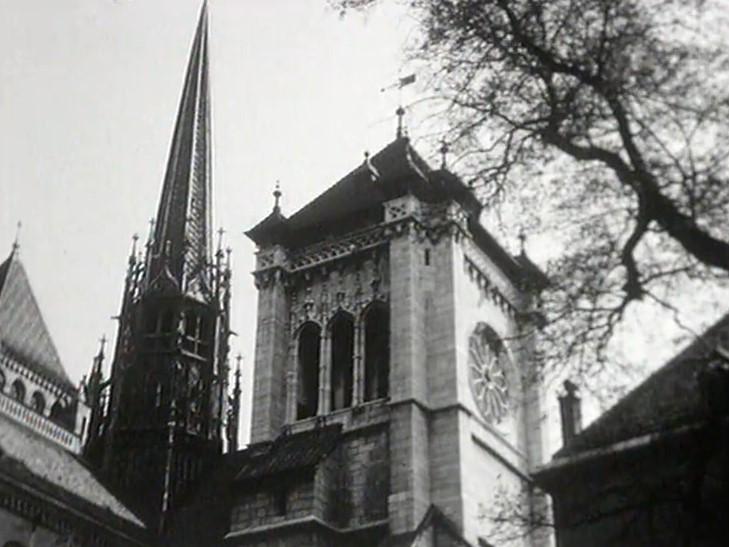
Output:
top-left (463, 254), bottom-right (520, 318)
top-left (288, 254), bottom-right (389, 333)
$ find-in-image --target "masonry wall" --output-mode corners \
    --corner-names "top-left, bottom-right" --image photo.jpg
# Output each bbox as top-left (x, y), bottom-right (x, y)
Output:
top-left (250, 267), bottom-right (289, 443)
top-left (0, 508), bottom-right (61, 547)
top-left (423, 228), bottom-right (463, 528)
top-left (230, 473), bottom-right (316, 532)
top-left (338, 425), bottom-right (389, 527)
top-left (549, 434), bottom-right (729, 547)
top-left (387, 212), bottom-right (431, 534)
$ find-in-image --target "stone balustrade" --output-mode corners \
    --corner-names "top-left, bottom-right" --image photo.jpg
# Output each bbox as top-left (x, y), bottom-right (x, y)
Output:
top-left (0, 391), bottom-right (81, 453)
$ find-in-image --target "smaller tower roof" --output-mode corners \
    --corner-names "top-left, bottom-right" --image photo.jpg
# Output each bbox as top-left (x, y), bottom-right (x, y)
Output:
top-left (246, 135), bottom-right (547, 290)
top-left (246, 136), bottom-right (481, 248)
top-left (0, 249), bottom-right (73, 389)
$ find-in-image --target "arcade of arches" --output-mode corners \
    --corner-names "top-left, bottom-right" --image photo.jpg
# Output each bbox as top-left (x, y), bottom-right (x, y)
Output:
top-left (296, 304), bottom-right (390, 420)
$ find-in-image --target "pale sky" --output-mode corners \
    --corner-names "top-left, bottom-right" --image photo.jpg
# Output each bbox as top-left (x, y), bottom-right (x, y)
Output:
top-left (0, 0), bottom-right (422, 442)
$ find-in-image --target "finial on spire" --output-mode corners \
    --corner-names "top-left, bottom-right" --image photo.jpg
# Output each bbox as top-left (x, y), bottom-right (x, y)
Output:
top-left (146, 219), bottom-right (155, 246)
top-left (98, 334), bottom-right (107, 358)
top-left (217, 227), bottom-right (225, 253)
top-left (11, 221), bottom-right (21, 254)
top-left (439, 139), bottom-right (449, 170)
top-left (129, 233), bottom-right (139, 264)
top-left (273, 180), bottom-right (282, 213)
top-left (396, 106), bottom-right (406, 139)
top-left (518, 230), bottom-right (527, 255)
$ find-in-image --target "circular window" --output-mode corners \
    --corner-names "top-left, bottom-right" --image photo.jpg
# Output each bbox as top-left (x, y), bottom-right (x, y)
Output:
top-left (468, 324), bottom-right (511, 423)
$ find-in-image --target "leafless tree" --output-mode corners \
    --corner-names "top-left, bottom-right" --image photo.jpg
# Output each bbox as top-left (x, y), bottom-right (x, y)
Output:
top-left (333, 0), bottom-right (729, 395)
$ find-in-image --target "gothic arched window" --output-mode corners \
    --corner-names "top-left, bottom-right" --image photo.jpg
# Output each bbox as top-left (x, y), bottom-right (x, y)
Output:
top-left (31, 391), bottom-right (46, 414)
top-left (330, 312), bottom-right (354, 411)
top-left (50, 400), bottom-right (74, 429)
top-left (0, 369), bottom-right (5, 393)
top-left (297, 323), bottom-right (320, 419)
top-left (11, 379), bottom-right (25, 404)
top-left (364, 304), bottom-right (390, 401)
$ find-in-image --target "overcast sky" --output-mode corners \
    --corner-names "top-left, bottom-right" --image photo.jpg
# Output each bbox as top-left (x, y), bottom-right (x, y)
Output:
top-left (0, 0), bottom-right (429, 441)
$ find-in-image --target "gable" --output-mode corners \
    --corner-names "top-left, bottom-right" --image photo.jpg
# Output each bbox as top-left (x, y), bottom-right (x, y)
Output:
top-left (0, 254), bottom-right (72, 389)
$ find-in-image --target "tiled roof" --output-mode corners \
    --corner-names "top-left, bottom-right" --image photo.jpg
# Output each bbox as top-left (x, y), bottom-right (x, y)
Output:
top-left (234, 424), bottom-right (342, 481)
top-left (556, 312), bottom-right (729, 458)
top-left (0, 252), bottom-right (73, 390)
top-left (0, 413), bottom-right (144, 529)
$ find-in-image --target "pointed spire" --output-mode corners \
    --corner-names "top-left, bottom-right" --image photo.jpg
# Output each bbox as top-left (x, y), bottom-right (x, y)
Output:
top-left (226, 353), bottom-right (242, 452)
top-left (216, 227), bottom-right (225, 255)
top-left (97, 334), bottom-right (107, 360)
top-left (148, 1), bottom-right (212, 293)
top-left (129, 233), bottom-right (139, 266)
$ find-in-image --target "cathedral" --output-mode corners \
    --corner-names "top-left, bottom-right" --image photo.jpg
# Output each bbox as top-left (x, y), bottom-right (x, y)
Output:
top-left (0, 4), bottom-right (550, 546)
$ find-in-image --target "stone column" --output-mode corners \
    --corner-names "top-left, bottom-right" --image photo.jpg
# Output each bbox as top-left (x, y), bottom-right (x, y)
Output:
top-left (386, 204), bottom-right (431, 535)
top-left (352, 318), bottom-right (364, 405)
top-left (249, 246), bottom-right (290, 443)
top-left (285, 336), bottom-right (298, 423)
top-left (317, 330), bottom-right (331, 415)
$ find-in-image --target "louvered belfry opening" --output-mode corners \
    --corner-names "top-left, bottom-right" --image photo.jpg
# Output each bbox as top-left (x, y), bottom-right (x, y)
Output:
top-left (364, 304), bottom-right (390, 401)
top-left (330, 312), bottom-right (355, 411)
top-left (297, 322), bottom-right (320, 419)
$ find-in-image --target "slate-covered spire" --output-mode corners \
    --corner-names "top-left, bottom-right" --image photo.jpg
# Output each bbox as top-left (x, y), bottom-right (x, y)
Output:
top-left (147, 2), bottom-right (212, 294)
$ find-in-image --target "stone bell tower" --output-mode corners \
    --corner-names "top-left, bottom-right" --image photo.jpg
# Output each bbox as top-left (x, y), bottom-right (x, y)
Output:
top-left (244, 130), bottom-right (549, 545)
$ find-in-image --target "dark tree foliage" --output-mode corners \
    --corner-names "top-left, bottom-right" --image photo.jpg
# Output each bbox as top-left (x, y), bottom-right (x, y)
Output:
top-left (334, 0), bottom-right (729, 393)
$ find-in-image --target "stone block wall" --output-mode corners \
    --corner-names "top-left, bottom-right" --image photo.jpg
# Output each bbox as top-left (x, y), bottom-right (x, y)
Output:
top-left (229, 474), bottom-right (316, 532)
top-left (250, 274), bottom-right (289, 443)
top-left (0, 508), bottom-right (63, 547)
top-left (340, 424), bottom-right (389, 526)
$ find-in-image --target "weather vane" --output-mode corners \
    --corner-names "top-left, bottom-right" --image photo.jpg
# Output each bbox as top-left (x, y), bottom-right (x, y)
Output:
top-left (381, 73), bottom-right (416, 138)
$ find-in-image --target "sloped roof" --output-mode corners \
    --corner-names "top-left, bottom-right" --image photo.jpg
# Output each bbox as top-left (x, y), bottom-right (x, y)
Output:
top-left (556, 312), bottom-right (729, 458)
top-left (246, 137), bottom-right (482, 248)
top-left (0, 413), bottom-right (144, 530)
top-left (0, 251), bottom-right (73, 389)
top-left (234, 424), bottom-right (342, 481)
top-left (245, 136), bottom-right (548, 290)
